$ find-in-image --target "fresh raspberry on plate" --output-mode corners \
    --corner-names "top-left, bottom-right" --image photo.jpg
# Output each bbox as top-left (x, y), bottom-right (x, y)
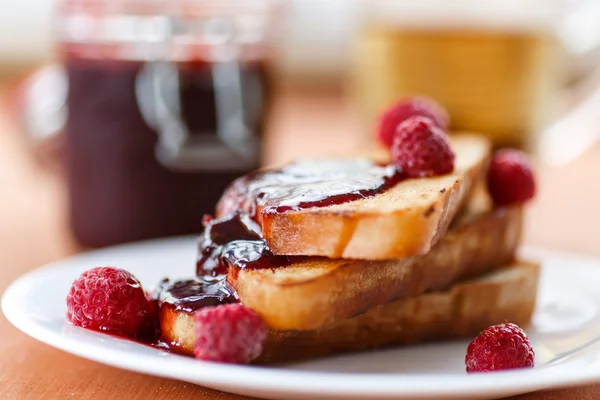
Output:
top-left (377, 96), bottom-right (449, 148)
top-left (194, 304), bottom-right (268, 364)
top-left (391, 116), bottom-right (455, 178)
top-left (465, 323), bottom-right (535, 373)
top-left (66, 267), bottom-right (151, 338)
top-left (487, 149), bottom-right (536, 206)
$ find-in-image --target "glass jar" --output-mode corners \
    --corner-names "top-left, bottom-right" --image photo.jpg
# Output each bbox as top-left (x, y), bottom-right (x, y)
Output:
top-left (56, 0), bottom-right (276, 247)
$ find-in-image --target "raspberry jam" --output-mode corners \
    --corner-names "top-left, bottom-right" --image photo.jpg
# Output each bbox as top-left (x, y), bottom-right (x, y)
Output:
top-left (157, 278), bottom-right (239, 312)
top-left (217, 159), bottom-right (402, 219)
top-left (196, 213), bottom-right (296, 278)
top-left (153, 215), bottom-right (293, 316)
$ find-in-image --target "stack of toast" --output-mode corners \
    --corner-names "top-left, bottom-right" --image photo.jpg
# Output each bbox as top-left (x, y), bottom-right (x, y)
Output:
top-left (159, 134), bottom-right (539, 363)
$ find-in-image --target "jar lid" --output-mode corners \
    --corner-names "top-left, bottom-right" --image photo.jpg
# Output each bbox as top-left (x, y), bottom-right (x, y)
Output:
top-left (57, 0), bottom-right (277, 62)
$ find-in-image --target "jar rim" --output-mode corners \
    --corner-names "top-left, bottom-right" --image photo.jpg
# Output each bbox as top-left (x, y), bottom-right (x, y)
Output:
top-left (56, 0), bottom-right (279, 62)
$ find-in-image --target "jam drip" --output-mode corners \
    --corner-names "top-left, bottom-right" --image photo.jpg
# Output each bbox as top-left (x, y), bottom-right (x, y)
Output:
top-left (196, 214), bottom-right (293, 278)
top-left (156, 214), bottom-right (293, 314)
top-left (158, 278), bottom-right (239, 312)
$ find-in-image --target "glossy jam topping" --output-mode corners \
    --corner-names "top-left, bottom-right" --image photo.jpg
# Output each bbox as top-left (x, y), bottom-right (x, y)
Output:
top-left (196, 214), bottom-right (293, 278)
top-left (157, 278), bottom-right (238, 313)
top-left (196, 214), bottom-right (260, 278)
top-left (217, 159), bottom-right (402, 219)
top-left (222, 238), bottom-right (294, 270)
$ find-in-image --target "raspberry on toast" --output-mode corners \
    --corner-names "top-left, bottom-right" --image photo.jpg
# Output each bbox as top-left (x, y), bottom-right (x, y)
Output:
top-left (159, 261), bottom-right (539, 362)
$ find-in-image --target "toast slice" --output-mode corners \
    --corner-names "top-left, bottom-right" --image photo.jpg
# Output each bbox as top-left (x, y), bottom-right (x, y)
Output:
top-left (259, 261), bottom-right (539, 363)
top-left (159, 261), bottom-right (540, 362)
top-left (258, 134), bottom-right (491, 259)
top-left (229, 206), bottom-right (522, 330)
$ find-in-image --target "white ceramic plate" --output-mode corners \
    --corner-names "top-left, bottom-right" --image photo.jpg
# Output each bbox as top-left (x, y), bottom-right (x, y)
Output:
top-left (4, 237), bottom-right (600, 400)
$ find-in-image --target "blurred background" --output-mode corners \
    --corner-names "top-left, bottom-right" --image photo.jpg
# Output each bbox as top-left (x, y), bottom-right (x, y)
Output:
top-left (1, 0), bottom-right (600, 264)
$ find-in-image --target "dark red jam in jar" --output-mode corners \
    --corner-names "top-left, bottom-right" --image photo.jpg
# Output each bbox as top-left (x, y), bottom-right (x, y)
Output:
top-left (56, 0), bottom-right (275, 247)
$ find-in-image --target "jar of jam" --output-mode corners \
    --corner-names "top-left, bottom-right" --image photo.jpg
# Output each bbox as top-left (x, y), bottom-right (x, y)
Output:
top-left (55, 0), bottom-right (275, 247)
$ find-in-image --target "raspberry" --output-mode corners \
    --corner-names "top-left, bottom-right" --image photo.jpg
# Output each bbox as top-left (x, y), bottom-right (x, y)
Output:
top-left (66, 267), bottom-right (151, 338)
top-left (391, 116), bottom-right (455, 178)
top-left (377, 96), bottom-right (449, 148)
top-left (487, 149), bottom-right (536, 206)
top-left (194, 304), bottom-right (268, 364)
top-left (465, 323), bottom-right (535, 373)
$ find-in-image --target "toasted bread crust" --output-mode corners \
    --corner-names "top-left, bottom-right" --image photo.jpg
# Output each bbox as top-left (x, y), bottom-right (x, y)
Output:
top-left (230, 206), bottom-right (523, 330)
top-left (262, 135), bottom-right (491, 259)
top-left (258, 262), bottom-right (539, 363)
top-left (159, 262), bottom-right (539, 362)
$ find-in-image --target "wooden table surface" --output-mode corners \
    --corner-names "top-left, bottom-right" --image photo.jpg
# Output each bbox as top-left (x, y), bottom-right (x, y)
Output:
top-left (1, 86), bottom-right (600, 400)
